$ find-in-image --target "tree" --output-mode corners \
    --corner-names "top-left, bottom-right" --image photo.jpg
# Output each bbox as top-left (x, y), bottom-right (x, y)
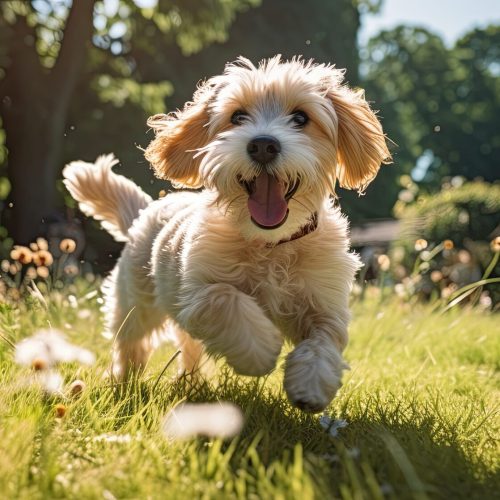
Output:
top-left (0, 1), bottom-right (95, 244)
top-left (0, 0), bottom-right (383, 246)
top-left (0, 0), bottom-right (256, 243)
top-left (362, 25), bottom-right (500, 190)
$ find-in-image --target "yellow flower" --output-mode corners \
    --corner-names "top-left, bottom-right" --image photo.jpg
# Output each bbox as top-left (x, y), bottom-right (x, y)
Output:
top-left (33, 250), bottom-right (54, 267)
top-left (37, 266), bottom-right (50, 279)
top-left (10, 246), bottom-right (32, 264)
top-left (54, 404), bottom-right (67, 419)
top-left (29, 242), bottom-right (39, 252)
top-left (36, 237), bottom-right (49, 251)
top-left (59, 238), bottom-right (76, 254)
top-left (490, 236), bottom-right (500, 253)
top-left (443, 240), bottom-right (454, 250)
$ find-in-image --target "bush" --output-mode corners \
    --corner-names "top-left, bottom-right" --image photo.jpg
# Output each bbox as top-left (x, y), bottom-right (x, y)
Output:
top-left (395, 180), bottom-right (500, 252)
top-left (391, 181), bottom-right (500, 306)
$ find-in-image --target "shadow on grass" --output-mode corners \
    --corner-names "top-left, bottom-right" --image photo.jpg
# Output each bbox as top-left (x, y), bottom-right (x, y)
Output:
top-left (90, 370), bottom-right (498, 499)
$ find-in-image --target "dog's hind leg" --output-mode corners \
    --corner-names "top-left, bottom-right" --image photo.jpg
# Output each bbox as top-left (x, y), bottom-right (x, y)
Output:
top-left (167, 322), bottom-right (205, 376)
top-left (103, 260), bottom-right (164, 380)
top-left (109, 306), bottom-right (165, 380)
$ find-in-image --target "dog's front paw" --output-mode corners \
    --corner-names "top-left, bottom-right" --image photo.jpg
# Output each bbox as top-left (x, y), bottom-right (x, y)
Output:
top-left (284, 338), bottom-right (347, 413)
top-left (224, 329), bottom-right (282, 377)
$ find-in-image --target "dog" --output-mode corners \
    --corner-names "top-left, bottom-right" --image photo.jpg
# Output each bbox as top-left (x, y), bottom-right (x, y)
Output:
top-left (63, 56), bottom-right (390, 412)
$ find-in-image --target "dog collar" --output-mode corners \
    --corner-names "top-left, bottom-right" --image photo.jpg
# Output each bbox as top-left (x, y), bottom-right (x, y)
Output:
top-left (266, 212), bottom-right (319, 248)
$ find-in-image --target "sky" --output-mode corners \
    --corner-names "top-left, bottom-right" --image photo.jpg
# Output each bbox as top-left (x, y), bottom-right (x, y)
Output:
top-left (359, 0), bottom-right (500, 46)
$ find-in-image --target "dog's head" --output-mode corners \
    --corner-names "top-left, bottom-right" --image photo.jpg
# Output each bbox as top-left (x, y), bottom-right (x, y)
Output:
top-left (145, 56), bottom-right (391, 242)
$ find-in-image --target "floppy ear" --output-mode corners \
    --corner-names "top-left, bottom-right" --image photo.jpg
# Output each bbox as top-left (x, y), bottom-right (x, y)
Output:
top-left (145, 82), bottom-right (215, 188)
top-left (328, 86), bottom-right (391, 192)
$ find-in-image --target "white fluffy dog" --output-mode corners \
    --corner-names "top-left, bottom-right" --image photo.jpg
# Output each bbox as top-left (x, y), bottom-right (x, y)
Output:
top-left (63, 56), bottom-right (390, 412)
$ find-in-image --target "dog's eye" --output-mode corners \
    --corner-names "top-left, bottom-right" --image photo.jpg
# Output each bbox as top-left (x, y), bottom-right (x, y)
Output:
top-left (231, 110), bottom-right (248, 126)
top-left (291, 111), bottom-right (309, 128)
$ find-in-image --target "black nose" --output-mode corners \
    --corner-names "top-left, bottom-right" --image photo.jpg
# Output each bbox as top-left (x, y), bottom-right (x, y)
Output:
top-left (247, 135), bottom-right (281, 164)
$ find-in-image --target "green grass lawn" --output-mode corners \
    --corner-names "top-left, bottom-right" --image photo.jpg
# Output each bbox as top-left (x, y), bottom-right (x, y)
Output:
top-left (0, 281), bottom-right (498, 499)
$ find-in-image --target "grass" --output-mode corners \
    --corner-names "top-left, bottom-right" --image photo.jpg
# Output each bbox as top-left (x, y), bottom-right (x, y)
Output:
top-left (0, 281), bottom-right (498, 499)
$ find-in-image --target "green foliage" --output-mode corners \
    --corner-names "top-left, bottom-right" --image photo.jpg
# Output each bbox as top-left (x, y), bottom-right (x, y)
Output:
top-left (363, 25), bottom-right (500, 188)
top-left (395, 181), bottom-right (500, 249)
top-left (0, 285), bottom-right (498, 498)
top-left (93, 75), bottom-right (173, 115)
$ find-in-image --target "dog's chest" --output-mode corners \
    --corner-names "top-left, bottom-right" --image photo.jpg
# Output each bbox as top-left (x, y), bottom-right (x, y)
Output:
top-left (242, 247), bottom-right (307, 320)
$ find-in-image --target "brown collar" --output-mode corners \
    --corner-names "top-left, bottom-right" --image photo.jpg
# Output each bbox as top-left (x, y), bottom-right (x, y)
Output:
top-left (266, 212), bottom-right (319, 248)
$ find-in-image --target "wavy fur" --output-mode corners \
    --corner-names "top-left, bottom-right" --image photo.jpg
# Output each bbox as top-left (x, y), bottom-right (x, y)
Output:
top-left (65, 57), bottom-right (389, 412)
top-left (63, 154), bottom-right (152, 242)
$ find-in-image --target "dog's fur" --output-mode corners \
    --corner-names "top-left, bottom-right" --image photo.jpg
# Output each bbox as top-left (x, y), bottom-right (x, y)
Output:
top-left (63, 56), bottom-right (390, 412)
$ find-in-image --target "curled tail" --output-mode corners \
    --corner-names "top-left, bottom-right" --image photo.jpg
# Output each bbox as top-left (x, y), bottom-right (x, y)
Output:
top-left (63, 154), bottom-right (153, 242)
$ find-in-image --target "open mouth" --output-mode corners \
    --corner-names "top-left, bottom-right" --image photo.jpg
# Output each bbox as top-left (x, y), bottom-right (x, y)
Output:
top-left (239, 173), bottom-right (300, 230)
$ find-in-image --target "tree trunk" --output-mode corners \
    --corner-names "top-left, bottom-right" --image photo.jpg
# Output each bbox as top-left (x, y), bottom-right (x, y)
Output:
top-left (3, 95), bottom-right (67, 243)
top-left (1, 1), bottom-right (95, 244)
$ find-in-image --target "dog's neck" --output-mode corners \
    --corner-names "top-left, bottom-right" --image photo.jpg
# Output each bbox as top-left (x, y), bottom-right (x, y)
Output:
top-left (266, 212), bottom-right (318, 248)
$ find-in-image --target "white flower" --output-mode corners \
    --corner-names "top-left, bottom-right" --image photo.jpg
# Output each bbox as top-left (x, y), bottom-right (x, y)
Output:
top-left (163, 402), bottom-right (244, 440)
top-left (36, 370), bottom-right (64, 395)
top-left (15, 329), bottom-right (95, 367)
top-left (319, 415), bottom-right (348, 437)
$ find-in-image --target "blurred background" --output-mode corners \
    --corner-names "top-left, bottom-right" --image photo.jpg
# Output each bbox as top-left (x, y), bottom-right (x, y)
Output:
top-left (0, 0), bottom-right (499, 304)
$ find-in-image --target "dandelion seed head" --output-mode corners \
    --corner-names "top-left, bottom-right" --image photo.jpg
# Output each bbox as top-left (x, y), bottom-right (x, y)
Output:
top-left (163, 402), bottom-right (244, 440)
top-left (14, 329), bottom-right (96, 367)
top-left (37, 266), bottom-right (50, 278)
top-left (37, 370), bottom-right (64, 395)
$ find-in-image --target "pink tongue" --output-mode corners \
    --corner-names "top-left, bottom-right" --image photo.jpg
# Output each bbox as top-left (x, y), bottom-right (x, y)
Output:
top-left (248, 172), bottom-right (288, 228)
